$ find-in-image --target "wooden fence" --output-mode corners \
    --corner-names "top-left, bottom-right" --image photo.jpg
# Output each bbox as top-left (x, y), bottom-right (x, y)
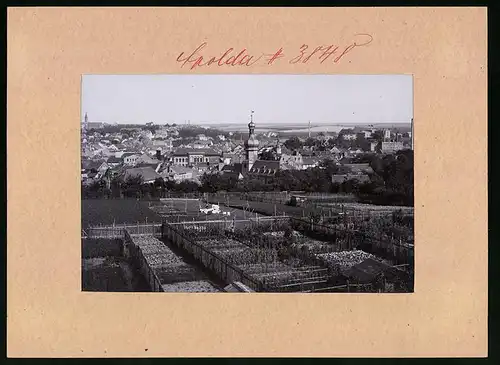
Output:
top-left (123, 230), bottom-right (164, 292)
top-left (162, 222), bottom-right (263, 291)
top-left (84, 223), bottom-right (163, 239)
top-left (289, 217), bottom-right (414, 266)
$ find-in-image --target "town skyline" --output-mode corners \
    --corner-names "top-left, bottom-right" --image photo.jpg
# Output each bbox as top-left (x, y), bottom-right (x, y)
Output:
top-left (81, 74), bottom-right (413, 125)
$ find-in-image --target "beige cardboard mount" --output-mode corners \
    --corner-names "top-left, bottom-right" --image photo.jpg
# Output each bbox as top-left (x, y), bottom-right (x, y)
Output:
top-left (7, 7), bottom-right (487, 357)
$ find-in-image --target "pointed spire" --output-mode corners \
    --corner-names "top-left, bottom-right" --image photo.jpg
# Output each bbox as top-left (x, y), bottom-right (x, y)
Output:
top-left (248, 110), bottom-right (256, 135)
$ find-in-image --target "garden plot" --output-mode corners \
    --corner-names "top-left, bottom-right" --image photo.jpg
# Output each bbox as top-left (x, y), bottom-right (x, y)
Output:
top-left (291, 240), bottom-right (337, 254)
top-left (155, 263), bottom-right (206, 284)
top-left (262, 230), bottom-right (338, 253)
top-left (255, 266), bottom-right (329, 290)
top-left (315, 250), bottom-right (378, 275)
top-left (237, 262), bottom-right (293, 275)
top-left (197, 238), bottom-right (247, 250)
top-left (161, 280), bottom-right (220, 293)
top-left (318, 202), bottom-right (414, 213)
top-left (133, 236), bottom-right (186, 267)
top-left (262, 231), bottom-right (303, 239)
top-left (211, 247), bottom-right (278, 265)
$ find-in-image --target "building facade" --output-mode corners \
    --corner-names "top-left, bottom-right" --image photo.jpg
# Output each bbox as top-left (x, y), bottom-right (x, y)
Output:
top-left (381, 141), bottom-right (404, 153)
top-left (171, 148), bottom-right (221, 166)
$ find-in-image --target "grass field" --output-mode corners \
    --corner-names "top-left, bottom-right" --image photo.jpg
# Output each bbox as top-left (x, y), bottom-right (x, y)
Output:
top-left (206, 196), bottom-right (313, 218)
top-left (82, 257), bottom-right (151, 292)
top-left (157, 199), bottom-right (268, 221)
top-left (82, 238), bottom-right (123, 259)
top-left (82, 199), bottom-right (163, 229)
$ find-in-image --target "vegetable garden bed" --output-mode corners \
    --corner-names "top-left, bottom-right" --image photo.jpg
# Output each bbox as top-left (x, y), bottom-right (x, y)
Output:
top-left (161, 280), bottom-right (220, 293)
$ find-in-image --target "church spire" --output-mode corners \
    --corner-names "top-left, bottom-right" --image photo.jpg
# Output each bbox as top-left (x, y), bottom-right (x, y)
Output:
top-left (248, 110), bottom-right (255, 135)
top-left (83, 112), bottom-right (88, 131)
top-left (244, 110), bottom-right (259, 171)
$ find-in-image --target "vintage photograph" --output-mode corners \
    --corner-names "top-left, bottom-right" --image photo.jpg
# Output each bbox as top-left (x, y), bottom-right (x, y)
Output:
top-left (81, 74), bottom-right (414, 293)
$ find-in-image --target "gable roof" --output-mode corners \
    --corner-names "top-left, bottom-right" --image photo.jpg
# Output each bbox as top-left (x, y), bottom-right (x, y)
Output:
top-left (302, 157), bottom-right (320, 165)
top-left (173, 148), bottom-right (221, 156)
top-left (342, 163), bottom-right (374, 174)
top-left (106, 156), bottom-right (122, 164)
top-left (250, 160), bottom-right (280, 175)
top-left (82, 160), bottom-right (106, 171)
top-left (221, 163), bottom-right (244, 174)
top-left (168, 165), bottom-right (194, 175)
top-left (123, 167), bottom-right (161, 182)
top-left (121, 152), bottom-right (139, 159)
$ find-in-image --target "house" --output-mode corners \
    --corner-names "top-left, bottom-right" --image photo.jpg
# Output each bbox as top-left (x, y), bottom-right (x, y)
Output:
top-left (350, 148), bottom-right (364, 155)
top-left (342, 133), bottom-right (358, 141)
top-left (190, 162), bottom-right (209, 174)
top-left (329, 146), bottom-right (345, 161)
top-left (221, 153), bottom-right (237, 165)
top-left (122, 153), bottom-right (140, 166)
top-left (161, 165), bottom-right (195, 182)
top-left (82, 160), bottom-right (109, 175)
top-left (220, 163), bottom-right (245, 179)
top-left (280, 151), bottom-right (303, 170)
top-left (123, 166), bottom-right (161, 184)
top-left (340, 163), bottom-right (374, 175)
top-left (81, 160), bottom-right (109, 183)
top-left (248, 160), bottom-right (281, 181)
top-left (361, 130), bottom-right (372, 138)
top-left (136, 153), bottom-right (160, 165)
top-left (106, 155), bottom-right (122, 167)
top-left (381, 141), bottom-right (404, 153)
top-left (220, 163), bottom-right (245, 180)
top-left (196, 134), bottom-right (209, 141)
top-left (154, 128), bottom-right (169, 139)
top-left (302, 157), bottom-right (320, 170)
top-left (170, 148), bottom-right (222, 167)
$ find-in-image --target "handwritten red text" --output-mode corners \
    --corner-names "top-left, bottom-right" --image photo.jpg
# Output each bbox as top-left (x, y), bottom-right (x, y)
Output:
top-left (175, 34), bottom-right (373, 69)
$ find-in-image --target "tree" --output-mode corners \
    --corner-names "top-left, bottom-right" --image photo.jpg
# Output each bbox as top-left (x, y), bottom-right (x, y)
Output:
top-left (319, 159), bottom-right (339, 174)
top-left (304, 137), bottom-right (316, 147)
top-left (341, 179), bottom-right (360, 194)
top-left (154, 177), bottom-right (166, 198)
top-left (200, 172), bottom-right (238, 193)
top-left (110, 176), bottom-right (123, 198)
top-left (326, 138), bottom-right (337, 148)
top-left (284, 136), bottom-right (303, 151)
top-left (123, 175), bottom-right (144, 198)
top-left (176, 180), bottom-right (200, 193)
top-left (372, 130), bottom-right (384, 141)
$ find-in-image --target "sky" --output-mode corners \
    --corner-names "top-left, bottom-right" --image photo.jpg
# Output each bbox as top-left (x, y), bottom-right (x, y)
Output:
top-left (81, 75), bottom-right (413, 125)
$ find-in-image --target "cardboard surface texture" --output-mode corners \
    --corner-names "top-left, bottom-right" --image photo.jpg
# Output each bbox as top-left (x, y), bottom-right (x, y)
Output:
top-left (7, 7), bottom-right (487, 357)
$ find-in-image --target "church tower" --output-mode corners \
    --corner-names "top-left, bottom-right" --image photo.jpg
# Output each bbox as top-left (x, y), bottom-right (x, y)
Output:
top-left (244, 110), bottom-right (259, 171)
